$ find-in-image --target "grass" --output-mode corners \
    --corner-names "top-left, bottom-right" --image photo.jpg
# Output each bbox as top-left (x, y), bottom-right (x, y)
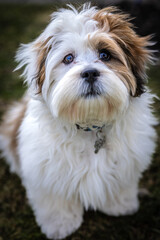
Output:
top-left (0, 4), bottom-right (160, 240)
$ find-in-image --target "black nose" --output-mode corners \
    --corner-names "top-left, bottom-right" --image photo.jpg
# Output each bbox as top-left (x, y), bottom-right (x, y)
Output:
top-left (81, 68), bottom-right (100, 83)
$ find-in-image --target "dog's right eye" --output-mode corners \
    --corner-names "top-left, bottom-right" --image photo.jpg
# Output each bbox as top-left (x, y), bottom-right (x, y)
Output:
top-left (63, 54), bottom-right (74, 64)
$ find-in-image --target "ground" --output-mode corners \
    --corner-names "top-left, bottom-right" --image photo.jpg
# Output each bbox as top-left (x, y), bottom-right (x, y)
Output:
top-left (0, 4), bottom-right (160, 240)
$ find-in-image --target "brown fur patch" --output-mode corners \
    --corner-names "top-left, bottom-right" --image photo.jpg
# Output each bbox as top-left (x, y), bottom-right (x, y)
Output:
top-left (89, 33), bottom-right (136, 95)
top-left (0, 97), bottom-right (28, 165)
top-left (34, 37), bottom-right (52, 93)
top-left (93, 7), bottom-right (152, 97)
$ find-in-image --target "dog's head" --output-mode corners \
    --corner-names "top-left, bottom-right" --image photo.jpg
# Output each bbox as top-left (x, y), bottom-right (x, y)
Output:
top-left (16, 4), bottom-right (153, 126)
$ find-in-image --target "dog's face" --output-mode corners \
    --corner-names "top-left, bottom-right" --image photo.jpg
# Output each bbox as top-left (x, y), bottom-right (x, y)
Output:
top-left (16, 5), bottom-right (152, 126)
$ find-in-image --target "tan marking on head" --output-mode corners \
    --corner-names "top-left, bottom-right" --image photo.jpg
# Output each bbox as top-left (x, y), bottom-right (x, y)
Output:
top-left (89, 33), bottom-right (127, 66)
top-left (34, 37), bottom-right (52, 93)
top-left (89, 33), bottom-right (136, 96)
top-left (93, 7), bottom-right (153, 97)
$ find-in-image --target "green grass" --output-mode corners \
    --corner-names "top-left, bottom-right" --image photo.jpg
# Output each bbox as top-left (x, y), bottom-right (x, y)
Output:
top-left (0, 4), bottom-right (160, 240)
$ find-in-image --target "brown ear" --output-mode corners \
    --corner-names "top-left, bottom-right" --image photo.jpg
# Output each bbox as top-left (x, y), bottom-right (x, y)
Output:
top-left (94, 7), bottom-right (153, 97)
top-left (115, 34), bottom-right (153, 97)
top-left (33, 37), bottom-right (52, 94)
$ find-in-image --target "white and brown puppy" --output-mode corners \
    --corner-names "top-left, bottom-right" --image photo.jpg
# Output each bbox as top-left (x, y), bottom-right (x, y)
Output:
top-left (0, 4), bottom-right (157, 240)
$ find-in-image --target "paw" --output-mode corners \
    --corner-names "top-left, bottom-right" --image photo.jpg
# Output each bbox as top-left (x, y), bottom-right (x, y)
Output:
top-left (41, 213), bottom-right (83, 240)
top-left (101, 198), bottom-right (139, 217)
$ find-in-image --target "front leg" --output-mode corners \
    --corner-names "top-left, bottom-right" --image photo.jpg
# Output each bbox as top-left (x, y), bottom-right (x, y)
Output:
top-left (28, 190), bottom-right (83, 239)
top-left (100, 183), bottom-right (139, 217)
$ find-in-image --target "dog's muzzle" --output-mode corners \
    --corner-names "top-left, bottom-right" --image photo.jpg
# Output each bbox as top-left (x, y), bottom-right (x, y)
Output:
top-left (80, 68), bottom-right (102, 98)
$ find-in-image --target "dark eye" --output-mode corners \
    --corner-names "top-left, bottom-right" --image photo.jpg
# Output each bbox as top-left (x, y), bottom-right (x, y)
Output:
top-left (99, 49), bottom-right (111, 61)
top-left (63, 54), bottom-right (74, 64)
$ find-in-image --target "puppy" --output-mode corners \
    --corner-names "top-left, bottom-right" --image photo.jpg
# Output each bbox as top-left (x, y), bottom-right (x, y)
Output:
top-left (0, 4), bottom-right (157, 239)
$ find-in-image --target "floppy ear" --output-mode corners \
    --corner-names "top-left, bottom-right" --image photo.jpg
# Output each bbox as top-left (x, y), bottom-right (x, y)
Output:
top-left (94, 7), bottom-right (153, 97)
top-left (113, 34), bottom-right (153, 97)
top-left (15, 36), bottom-right (52, 95)
top-left (32, 37), bottom-right (52, 94)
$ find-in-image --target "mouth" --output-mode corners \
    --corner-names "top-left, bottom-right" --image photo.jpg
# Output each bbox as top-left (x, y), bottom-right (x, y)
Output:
top-left (81, 85), bottom-right (102, 98)
top-left (83, 91), bottom-right (101, 98)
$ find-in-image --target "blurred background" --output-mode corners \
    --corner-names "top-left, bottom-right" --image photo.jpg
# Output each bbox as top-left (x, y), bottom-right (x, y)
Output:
top-left (0, 1), bottom-right (160, 240)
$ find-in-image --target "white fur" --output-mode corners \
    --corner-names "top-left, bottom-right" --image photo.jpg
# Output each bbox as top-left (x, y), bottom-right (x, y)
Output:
top-left (0, 5), bottom-right (157, 240)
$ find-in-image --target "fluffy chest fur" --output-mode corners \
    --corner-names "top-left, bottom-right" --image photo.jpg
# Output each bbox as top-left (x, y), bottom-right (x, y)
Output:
top-left (18, 96), bottom-right (155, 211)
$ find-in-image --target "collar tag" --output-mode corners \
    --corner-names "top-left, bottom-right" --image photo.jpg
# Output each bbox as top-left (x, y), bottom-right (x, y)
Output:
top-left (76, 123), bottom-right (106, 154)
top-left (94, 128), bottom-right (106, 154)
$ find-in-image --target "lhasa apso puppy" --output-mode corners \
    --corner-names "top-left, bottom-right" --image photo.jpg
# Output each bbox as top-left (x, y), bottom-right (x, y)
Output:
top-left (0, 4), bottom-right (157, 239)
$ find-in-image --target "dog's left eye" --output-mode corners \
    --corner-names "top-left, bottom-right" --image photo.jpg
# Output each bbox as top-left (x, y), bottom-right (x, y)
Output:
top-left (63, 54), bottom-right (74, 64)
top-left (99, 49), bottom-right (111, 62)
